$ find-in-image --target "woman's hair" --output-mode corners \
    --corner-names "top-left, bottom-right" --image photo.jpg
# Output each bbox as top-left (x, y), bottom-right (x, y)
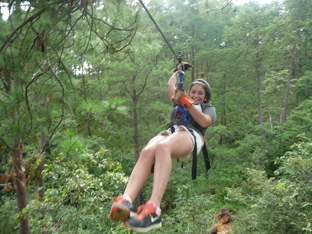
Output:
top-left (188, 79), bottom-right (211, 103)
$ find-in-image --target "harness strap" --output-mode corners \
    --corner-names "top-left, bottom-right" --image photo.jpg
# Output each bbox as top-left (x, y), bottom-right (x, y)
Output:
top-left (162, 106), bottom-right (212, 179)
top-left (190, 130), bottom-right (210, 180)
top-left (191, 132), bottom-right (197, 180)
top-left (202, 142), bottom-right (211, 171)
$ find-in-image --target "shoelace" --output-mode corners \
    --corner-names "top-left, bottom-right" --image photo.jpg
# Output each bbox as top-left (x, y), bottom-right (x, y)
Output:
top-left (136, 204), bottom-right (155, 220)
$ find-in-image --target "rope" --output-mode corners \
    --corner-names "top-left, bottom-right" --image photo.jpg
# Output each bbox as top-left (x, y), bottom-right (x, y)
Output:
top-left (138, 0), bottom-right (178, 59)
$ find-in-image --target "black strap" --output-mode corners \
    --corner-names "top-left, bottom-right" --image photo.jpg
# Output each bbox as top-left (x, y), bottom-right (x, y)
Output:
top-left (191, 134), bottom-right (210, 180)
top-left (202, 142), bottom-right (211, 172)
top-left (192, 136), bottom-right (197, 180)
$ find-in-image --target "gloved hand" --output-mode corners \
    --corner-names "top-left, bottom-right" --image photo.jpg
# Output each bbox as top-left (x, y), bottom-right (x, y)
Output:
top-left (174, 62), bottom-right (193, 72)
top-left (172, 89), bottom-right (195, 110)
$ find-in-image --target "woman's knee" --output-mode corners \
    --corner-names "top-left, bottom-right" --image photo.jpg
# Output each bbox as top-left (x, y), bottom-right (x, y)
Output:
top-left (155, 141), bottom-right (171, 156)
top-left (139, 146), bottom-right (156, 163)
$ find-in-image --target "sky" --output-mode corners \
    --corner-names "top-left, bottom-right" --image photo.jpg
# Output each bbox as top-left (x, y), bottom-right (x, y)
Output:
top-left (140, 0), bottom-right (281, 5)
top-left (0, 0), bottom-right (280, 21)
top-left (234, 0), bottom-right (280, 5)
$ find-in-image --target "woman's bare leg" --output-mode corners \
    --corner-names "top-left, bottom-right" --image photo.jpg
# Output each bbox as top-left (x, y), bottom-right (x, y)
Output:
top-left (150, 131), bottom-right (193, 206)
top-left (123, 135), bottom-right (167, 202)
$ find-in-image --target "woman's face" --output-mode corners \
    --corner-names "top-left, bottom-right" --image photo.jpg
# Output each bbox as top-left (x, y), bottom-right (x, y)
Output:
top-left (189, 84), bottom-right (206, 104)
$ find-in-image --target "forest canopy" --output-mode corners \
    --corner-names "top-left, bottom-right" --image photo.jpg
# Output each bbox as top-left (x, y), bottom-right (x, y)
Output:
top-left (0, 0), bottom-right (311, 233)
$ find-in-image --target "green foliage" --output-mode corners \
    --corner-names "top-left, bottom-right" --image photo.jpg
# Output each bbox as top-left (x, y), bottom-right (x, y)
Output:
top-left (227, 140), bottom-right (312, 234)
top-left (1, 0), bottom-right (312, 233)
top-left (0, 149), bottom-right (129, 234)
top-left (262, 69), bottom-right (292, 124)
top-left (25, 149), bottom-right (129, 234)
top-left (147, 184), bottom-right (217, 234)
top-left (283, 99), bottom-right (312, 142)
top-left (296, 71), bottom-right (312, 100)
top-left (0, 197), bottom-right (19, 233)
top-left (234, 123), bottom-right (286, 176)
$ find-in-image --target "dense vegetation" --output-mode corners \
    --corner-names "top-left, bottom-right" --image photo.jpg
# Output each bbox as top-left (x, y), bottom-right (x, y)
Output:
top-left (0, 0), bottom-right (311, 233)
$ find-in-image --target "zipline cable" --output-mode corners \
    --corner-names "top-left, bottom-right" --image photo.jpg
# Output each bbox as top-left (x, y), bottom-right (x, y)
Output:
top-left (138, 0), bottom-right (178, 59)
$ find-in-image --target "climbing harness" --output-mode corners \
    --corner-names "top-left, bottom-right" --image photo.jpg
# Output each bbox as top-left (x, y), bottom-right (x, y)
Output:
top-left (173, 52), bottom-right (211, 179)
top-left (167, 103), bottom-right (211, 180)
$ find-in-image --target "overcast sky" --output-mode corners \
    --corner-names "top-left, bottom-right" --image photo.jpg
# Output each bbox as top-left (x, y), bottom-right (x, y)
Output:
top-left (0, 0), bottom-right (282, 21)
top-left (234, 0), bottom-right (281, 5)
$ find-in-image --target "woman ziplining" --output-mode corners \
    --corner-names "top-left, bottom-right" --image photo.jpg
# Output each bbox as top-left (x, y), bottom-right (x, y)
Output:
top-left (109, 60), bottom-right (217, 232)
top-left (109, 1), bottom-right (216, 232)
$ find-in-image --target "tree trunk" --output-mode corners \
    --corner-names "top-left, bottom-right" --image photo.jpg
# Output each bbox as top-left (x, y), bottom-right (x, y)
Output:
top-left (296, 49), bottom-right (301, 105)
top-left (256, 53), bottom-right (263, 125)
top-left (220, 74), bottom-right (227, 145)
top-left (283, 42), bottom-right (296, 123)
top-left (97, 71), bottom-right (103, 100)
top-left (82, 64), bottom-right (92, 136)
top-left (12, 140), bottom-right (30, 234)
top-left (2, 67), bottom-right (29, 234)
top-left (38, 132), bottom-right (46, 217)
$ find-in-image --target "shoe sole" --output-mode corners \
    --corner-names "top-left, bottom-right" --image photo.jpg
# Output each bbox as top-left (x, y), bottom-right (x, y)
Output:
top-left (125, 222), bottom-right (162, 233)
top-left (110, 203), bottom-right (130, 222)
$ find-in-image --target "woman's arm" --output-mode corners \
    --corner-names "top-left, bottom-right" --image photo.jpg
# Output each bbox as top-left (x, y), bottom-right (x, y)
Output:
top-left (188, 105), bottom-right (213, 128)
top-left (167, 72), bottom-right (179, 104)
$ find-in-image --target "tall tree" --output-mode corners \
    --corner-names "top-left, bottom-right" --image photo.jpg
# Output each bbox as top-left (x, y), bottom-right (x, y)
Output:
top-left (217, 1), bottom-right (282, 133)
top-left (0, 1), bottom-right (137, 233)
top-left (280, 0), bottom-right (312, 122)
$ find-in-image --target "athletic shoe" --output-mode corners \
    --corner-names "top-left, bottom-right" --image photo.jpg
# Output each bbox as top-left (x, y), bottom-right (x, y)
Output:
top-left (110, 195), bottom-right (135, 222)
top-left (125, 201), bottom-right (162, 232)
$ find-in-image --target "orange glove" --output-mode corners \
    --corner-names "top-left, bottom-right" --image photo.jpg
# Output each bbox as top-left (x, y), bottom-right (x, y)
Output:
top-left (174, 62), bottom-right (193, 72)
top-left (172, 89), bottom-right (195, 110)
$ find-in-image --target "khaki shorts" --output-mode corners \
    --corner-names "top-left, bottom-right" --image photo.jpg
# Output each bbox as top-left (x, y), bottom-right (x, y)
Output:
top-left (158, 125), bottom-right (204, 162)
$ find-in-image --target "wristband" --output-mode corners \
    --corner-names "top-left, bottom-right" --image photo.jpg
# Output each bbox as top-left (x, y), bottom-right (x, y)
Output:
top-left (173, 90), bottom-right (194, 110)
top-left (178, 94), bottom-right (195, 110)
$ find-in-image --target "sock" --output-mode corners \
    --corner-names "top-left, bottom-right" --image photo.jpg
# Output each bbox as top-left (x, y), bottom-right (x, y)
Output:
top-left (123, 195), bottom-right (132, 204)
top-left (155, 206), bottom-right (161, 216)
top-left (147, 200), bottom-right (161, 216)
